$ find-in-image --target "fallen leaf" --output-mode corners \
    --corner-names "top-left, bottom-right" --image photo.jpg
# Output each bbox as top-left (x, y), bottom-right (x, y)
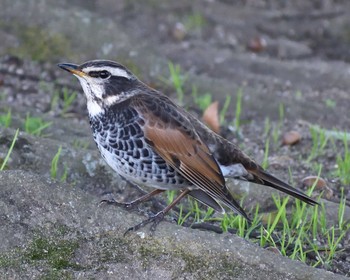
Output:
top-left (202, 101), bottom-right (220, 134)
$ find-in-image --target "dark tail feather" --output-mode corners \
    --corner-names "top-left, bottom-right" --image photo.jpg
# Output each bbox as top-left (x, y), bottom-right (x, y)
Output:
top-left (189, 189), bottom-right (251, 221)
top-left (249, 169), bottom-right (319, 206)
top-left (189, 190), bottom-right (224, 213)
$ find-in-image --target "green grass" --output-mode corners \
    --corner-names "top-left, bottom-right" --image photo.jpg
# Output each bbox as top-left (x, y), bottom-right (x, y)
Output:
top-left (307, 125), bottom-right (328, 162)
top-left (164, 164), bottom-right (349, 268)
top-left (336, 135), bottom-right (350, 185)
top-left (261, 137), bottom-right (270, 169)
top-left (24, 114), bottom-right (51, 136)
top-left (324, 98), bottom-right (336, 108)
top-left (191, 85), bottom-right (212, 111)
top-left (219, 95), bottom-right (231, 125)
top-left (0, 109), bottom-right (12, 128)
top-left (0, 129), bottom-right (19, 170)
top-left (161, 62), bottom-right (188, 104)
top-left (272, 103), bottom-right (284, 145)
top-left (51, 87), bottom-right (78, 116)
top-left (50, 146), bottom-right (67, 182)
top-left (263, 117), bottom-right (271, 139)
top-left (234, 88), bottom-right (243, 131)
top-left (184, 11), bottom-right (206, 31)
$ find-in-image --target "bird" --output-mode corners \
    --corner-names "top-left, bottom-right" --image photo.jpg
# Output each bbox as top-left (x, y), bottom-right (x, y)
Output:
top-left (58, 60), bottom-right (318, 233)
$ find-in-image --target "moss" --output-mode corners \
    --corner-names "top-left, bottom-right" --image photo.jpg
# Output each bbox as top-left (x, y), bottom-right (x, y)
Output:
top-left (134, 237), bottom-right (248, 279)
top-left (38, 270), bottom-right (74, 280)
top-left (3, 23), bottom-right (73, 62)
top-left (26, 237), bottom-right (80, 270)
top-left (0, 253), bottom-right (17, 268)
top-left (95, 237), bottom-right (129, 263)
top-left (178, 249), bottom-right (208, 273)
top-left (0, 224), bottom-right (80, 273)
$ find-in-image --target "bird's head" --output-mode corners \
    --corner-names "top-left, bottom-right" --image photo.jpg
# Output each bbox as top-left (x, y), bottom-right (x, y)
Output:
top-left (58, 60), bottom-right (140, 116)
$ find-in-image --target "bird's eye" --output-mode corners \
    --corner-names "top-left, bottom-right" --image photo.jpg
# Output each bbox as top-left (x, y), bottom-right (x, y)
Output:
top-left (88, 70), bottom-right (111, 79)
top-left (99, 70), bottom-right (111, 79)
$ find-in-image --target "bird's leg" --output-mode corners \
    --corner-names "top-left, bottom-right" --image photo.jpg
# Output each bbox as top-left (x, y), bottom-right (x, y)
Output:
top-left (125, 189), bottom-right (190, 235)
top-left (100, 189), bottom-right (164, 211)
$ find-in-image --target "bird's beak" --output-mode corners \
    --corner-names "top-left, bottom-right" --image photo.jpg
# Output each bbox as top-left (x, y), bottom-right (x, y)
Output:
top-left (57, 63), bottom-right (86, 77)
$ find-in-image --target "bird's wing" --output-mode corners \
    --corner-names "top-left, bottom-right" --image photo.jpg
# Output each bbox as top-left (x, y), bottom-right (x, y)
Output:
top-left (187, 113), bottom-right (318, 205)
top-left (132, 94), bottom-right (248, 218)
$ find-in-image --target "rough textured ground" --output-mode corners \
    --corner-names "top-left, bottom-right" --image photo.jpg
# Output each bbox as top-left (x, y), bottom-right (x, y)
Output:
top-left (0, 0), bottom-right (349, 279)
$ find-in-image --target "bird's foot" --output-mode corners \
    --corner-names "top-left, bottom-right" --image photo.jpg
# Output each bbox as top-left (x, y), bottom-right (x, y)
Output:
top-left (99, 198), bottom-right (138, 211)
top-left (124, 211), bottom-right (165, 236)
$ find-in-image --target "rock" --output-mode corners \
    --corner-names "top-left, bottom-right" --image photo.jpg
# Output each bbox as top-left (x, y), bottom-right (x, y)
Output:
top-left (172, 22), bottom-right (187, 41)
top-left (247, 36), bottom-right (267, 53)
top-left (0, 170), bottom-right (346, 280)
top-left (302, 176), bottom-right (327, 189)
top-left (301, 175), bottom-right (333, 199)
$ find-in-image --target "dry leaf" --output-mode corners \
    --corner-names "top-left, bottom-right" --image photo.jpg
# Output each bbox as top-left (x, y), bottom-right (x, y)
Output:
top-left (202, 101), bottom-right (220, 134)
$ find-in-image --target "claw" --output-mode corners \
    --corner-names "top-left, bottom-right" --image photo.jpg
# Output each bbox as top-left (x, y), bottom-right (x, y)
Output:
top-left (99, 198), bottom-right (137, 210)
top-left (124, 211), bottom-right (165, 236)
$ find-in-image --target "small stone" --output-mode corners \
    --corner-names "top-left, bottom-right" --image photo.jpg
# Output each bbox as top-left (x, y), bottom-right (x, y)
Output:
top-left (172, 22), bottom-right (187, 41)
top-left (247, 36), bottom-right (267, 53)
top-left (302, 176), bottom-right (327, 190)
top-left (324, 186), bottom-right (333, 199)
top-left (282, 130), bottom-right (301, 145)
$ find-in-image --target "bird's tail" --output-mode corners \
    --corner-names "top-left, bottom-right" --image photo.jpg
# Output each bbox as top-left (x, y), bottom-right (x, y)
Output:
top-left (248, 168), bottom-right (319, 205)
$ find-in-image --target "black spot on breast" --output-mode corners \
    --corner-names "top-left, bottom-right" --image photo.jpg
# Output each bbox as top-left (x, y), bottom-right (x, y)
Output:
top-left (129, 125), bottom-right (136, 135)
top-left (142, 159), bottom-right (152, 165)
top-left (134, 150), bottom-right (140, 159)
top-left (142, 149), bottom-right (149, 157)
top-left (110, 142), bottom-right (119, 149)
top-left (135, 139), bottom-right (143, 149)
top-left (129, 141), bottom-right (135, 150)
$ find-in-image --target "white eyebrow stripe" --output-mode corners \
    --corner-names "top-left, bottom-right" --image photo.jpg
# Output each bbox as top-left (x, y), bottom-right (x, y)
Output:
top-left (83, 66), bottom-right (131, 79)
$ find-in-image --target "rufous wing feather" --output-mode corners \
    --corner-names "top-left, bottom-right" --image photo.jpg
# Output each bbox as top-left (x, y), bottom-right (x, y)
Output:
top-left (136, 104), bottom-right (249, 219)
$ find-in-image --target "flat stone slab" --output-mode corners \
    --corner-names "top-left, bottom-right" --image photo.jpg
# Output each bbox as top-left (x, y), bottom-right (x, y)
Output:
top-left (0, 170), bottom-right (345, 280)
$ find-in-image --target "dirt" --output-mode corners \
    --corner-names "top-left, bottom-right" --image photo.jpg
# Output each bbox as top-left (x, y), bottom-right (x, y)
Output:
top-left (0, 0), bottom-right (349, 278)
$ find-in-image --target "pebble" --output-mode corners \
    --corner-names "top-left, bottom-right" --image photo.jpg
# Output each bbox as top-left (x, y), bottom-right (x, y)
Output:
top-left (301, 175), bottom-right (333, 198)
top-left (282, 130), bottom-right (301, 145)
top-left (172, 22), bottom-right (186, 41)
top-left (302, 175), bottom-right (327, 189)
top-left (247, 36), bottom-right (267, 53)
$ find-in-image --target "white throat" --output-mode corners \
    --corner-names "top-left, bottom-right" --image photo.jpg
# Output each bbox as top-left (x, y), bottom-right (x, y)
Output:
top-left (76, 76), bottom-right (105, 117)
top-left (87, 100), bottom-right (104, 117)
